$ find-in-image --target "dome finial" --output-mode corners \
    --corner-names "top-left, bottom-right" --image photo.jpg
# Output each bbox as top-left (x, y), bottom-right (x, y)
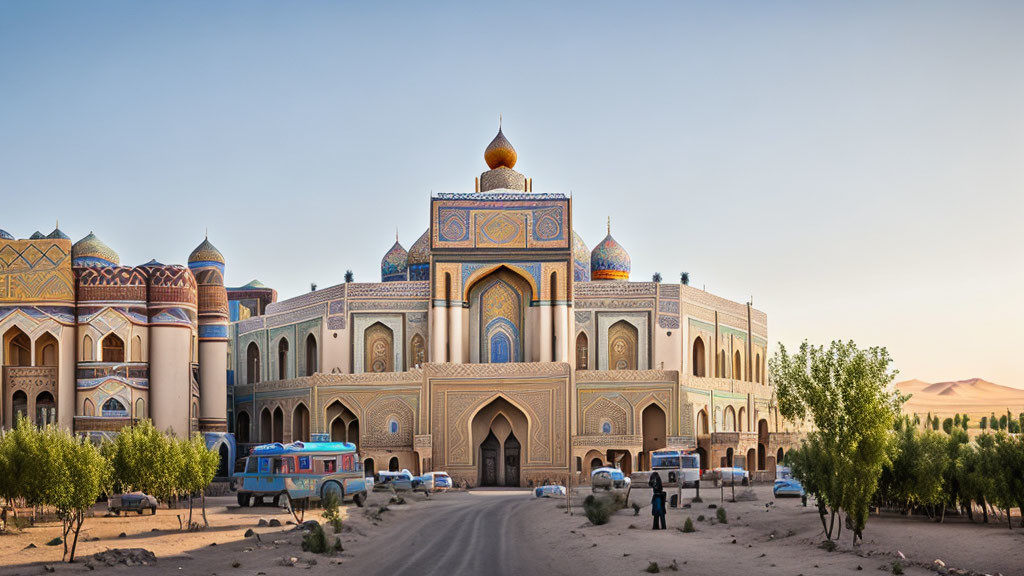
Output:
top-left (484, 119), bottom-right (517, 170)
top-left (607, 216), bottom-right (611, 235)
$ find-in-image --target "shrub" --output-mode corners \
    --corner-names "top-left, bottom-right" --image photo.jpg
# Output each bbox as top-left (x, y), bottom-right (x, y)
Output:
top-left (583, 494), bottom-right (617, 526)
top-left (631, 502), bottom-right (641, 516)
top-left (301, 522), bottom-right (328, 554)
top-left (322, 493), bottom-right (343, 533)
top-left (891, 561), bottom-right (904, 575)
top-left (696, 514), bottom-right (705, 521)
top-left (716, 508), bottom-right (727, 524)
top-left (645, 561), bottom-right (660, 573)
top-left (681, 517), bottom-right (695, 533)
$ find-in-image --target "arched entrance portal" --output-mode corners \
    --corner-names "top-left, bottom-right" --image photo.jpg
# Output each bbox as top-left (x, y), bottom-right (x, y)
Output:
top-left (472, 398), bottom-right (528, 487)
top-left (326, 401), bottom-right (359, 449)
top-left (640, 404), bottom-right (666, 471)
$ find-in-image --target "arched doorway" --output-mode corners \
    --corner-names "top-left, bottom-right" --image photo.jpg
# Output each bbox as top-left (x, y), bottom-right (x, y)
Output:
top-left (641, 404), bottom-right (666, 471)
top-left (725, 447), bottom-right (734, 467)
top-left (11, 390), bottom-right (28, 426)
top-left (388, 457), bottom-right (400, 472)
top-left (292, 403), bottom-right (310, 442)
top-left (247, 342), bottom-right (260, 384)
top-left (746, 448), bottom-right (757, 472)
top-left (364, 322), bottom-right (394, 372)
top-left (305, 334), bottom-right (317, 376)
top-left (695, 446), bottom-right (708, 473)
top-left (217, 443), bottom-right (230, 477)
top-left (607, 450), bottom-right (633, 476)
top-left (777, 448), bottom-right (785, 467)
top-left (692, 336), bottom-right (705, 376)
top-left (35, 391), bottom-right (55, 426)
top-left (576, 332), bottom-right (589, 370)
top-left (236, 411), bottom-right (251, 444)
top-left (103, 334), bottom-right (125, 363)
top-left (608, 320), bottom-right (638, 370)
top-left (471, 397), bottom-right (529, 487)
top-left (277, 338), bottom-right (289, 380)
top-left (326, 400), bottom-right (359, 448)
top-left (363, 458), bottom-right (375, 478)
top-left (757, 419), bottom-right (769, 470)
top-left (272, 407), bottom-right (284, 443)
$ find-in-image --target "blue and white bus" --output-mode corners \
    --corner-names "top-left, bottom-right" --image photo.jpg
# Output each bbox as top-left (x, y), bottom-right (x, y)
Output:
top-left (650, 449), bottom-right (701, 487)
top-left (235, 441), bottom-right (368, 508)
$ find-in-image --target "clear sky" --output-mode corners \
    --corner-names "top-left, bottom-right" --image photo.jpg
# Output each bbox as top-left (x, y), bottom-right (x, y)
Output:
top-left (2, 1), bottom-right (1022, 387)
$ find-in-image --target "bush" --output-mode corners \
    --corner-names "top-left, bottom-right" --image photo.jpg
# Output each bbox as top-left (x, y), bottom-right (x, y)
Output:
top-left (696, 514), bottom-right (705, 521)
top-left (301, 522), bottom-right (328, 554)
top-left (645, 562), bottom-right (660, 573)
top-left (716, 508), bottom-right (727, 524)
top-left (891, 561), bottom-right (904, 575)
top-left (681, 517), bottom-right (695, 533)
top-left (583, 494), bottom-right (618, 526)
top-left (322, 493), bottom-right (343, 533)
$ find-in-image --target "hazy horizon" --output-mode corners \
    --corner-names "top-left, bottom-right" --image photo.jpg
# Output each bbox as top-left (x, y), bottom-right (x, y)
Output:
top-left (2, 2), bottom-right (1021, 387)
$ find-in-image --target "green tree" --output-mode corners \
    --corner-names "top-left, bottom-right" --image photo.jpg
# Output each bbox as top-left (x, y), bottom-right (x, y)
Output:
top-left (932, 417), bottom-right (939, 431)
top-left (961, 414), bottom-right (969, 430)
top-left (102, 420), bottom-right (180, 505)
top-left (942, 418), bottom-right (954, 435)
top-left (771, 340), bottom-right (902, 544)
top-left (999, 415), bottom-right (1008, 431)
top-left (176, 434), bottom-right (220, 527)
top-left (954, 414), bottom-right (961, 428)
top-left (980, 416), bottom-right (988, 431)
top-left (47, 426), bottom-right (108, 562)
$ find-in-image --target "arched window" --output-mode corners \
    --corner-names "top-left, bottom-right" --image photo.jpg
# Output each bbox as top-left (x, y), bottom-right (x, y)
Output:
top-left (236, 411), bottom-right (251, 444)
top-left (292, 403), bottom-right (310, 442)
top-left (83, 397), bottom-right (95, 417)
top-left (696, 409), bottom-right (709, 435)
top-left (272, 406), bottom-right (284, 443)
top-left (135, 398), bottom-right (146, 420)
top-left (102, 397), bottom-right (127, 417)
top-left (259, 408), bottom-right (272, 443)
top-left (102, 334), bottom-right (125, 363)
top-left (410, 333), bottom-right (425, 367)
top-left (131, 335), bottom-right (143, 362)
top-left (305, 334), bottom-right (317, 376)
top-left (82, 334), bottom-right (94, 362)
top-left (247, 342), bottom-right (260, 384)
top-left (733, 350), bottom-right (742, 381)
top-left (3, 327), bottom-right (31, 366)
top-left (576, 332), bottom-right (589, 370)
top-left (364, 322), bottom-right (394, 373)
top-left (723, 405), bottom-right (736, 432)
top-left (387, 417), bottom-right (399, 435)
top-left (737, 407), bottom-right (746, 432)
top-left (277, 338), bottom-right (289, 380)
top-left (34, 333), bottom-right (58, 367)
top-left (550, 271), bottom-right (558, 360)
top-left (692, 336), bottom-right (706, 377)
top-left (11, 391), bottom-right (28, 425)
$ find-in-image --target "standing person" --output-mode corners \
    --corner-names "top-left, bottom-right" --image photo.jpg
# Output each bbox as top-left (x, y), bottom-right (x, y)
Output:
top-left (649, 472), bottom-right (667, 530)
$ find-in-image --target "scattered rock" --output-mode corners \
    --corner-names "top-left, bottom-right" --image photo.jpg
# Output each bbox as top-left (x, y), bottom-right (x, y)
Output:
top-left (231, 561), bottom-right (241, 568)
top-left (273, 540), bottom-right (288, 546)
top-left (118, 532), bottom-right (127, 538)
top-left (92, 548), bottom-right (157, 567)
top-left (708, 504), bottom-right (717, 509)
top-left (24, 543), bottom-right (37, 549)
top-left (44, 565), bottom-right (55, 573)
top-left (209, 542), bottom-right (217, 547)
top-left (268, 519), bottom-right (282, 527)
top-left (731, 539), bottom-right (737, 544)
top-left (244, 529), bottom-right (255, 537)
top-left (258, 518), bottom-right (270, 527)
top-left (151, 528), bottom-right (159, 532)
top-left (45, 537), bottom-right (62, 546)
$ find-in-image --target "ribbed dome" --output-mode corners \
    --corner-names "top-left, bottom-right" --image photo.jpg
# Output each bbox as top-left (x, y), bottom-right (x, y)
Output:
top-left (0, 229), bottom-right (12, 240)
top-left (189, 237), bottom-right (225, 265)
top-left (407, 229), bottom-right (431, 281)
top-left (572, 230), bottom-right (591, 282)
top-left (381, 240), bottom-right (409, 282)
top-left (591, 230), bottom-right (630, 281)
top-left (72, 232), bottom-right (120, 267)
top-left (484, 126), bottom-right (517, 170)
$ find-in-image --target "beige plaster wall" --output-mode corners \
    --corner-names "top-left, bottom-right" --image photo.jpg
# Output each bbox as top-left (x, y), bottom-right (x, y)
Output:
top-left (149, 326), bottom-right (192, 435)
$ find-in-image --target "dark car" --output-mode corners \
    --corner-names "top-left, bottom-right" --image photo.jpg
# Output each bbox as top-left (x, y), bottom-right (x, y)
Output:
top-left (108, 492), bottom-right (158, 515)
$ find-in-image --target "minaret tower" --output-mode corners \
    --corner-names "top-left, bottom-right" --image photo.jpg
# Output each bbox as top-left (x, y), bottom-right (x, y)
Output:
top-left (189, 236), bottom-right (229, 432)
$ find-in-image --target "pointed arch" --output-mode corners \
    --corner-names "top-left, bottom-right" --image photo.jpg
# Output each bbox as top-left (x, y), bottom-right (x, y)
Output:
top-left (34, 332), bottom-right (58, 366)
top-left (235, 410), bottom-right (251, 444)
top-left (292, 402), bottom-right (310, 442)
top-left (733, 350), bottom-right (742, 380)
top-left (246, 342), bottom-right (260, 384)
top-left (696, 409), bottom-right (709, 435)
top-left (575, 332), bottom-right (589, 370)
top-left (131, 335), bottom-right (143, 362)
top-left (723, 405), bottom-right (737, 432)
top-left (608, 320), bottom-right (638, 370)
top-left (305, 333), bottom-right (318, 376)
top-left (467, 267), bottom-right (533, 364)
top-left (692, 336), bottom-right (706, 377)
top-left (277, 338), bottom-right (290, 380)
top-left (410, 333), bottom-right (425, 367)
top-left (82, 334), bottom-right (94, 362)
top-left (3, 326), bottom-right (31, 366)
top-left (102, 333), bottom-right (125, 363)
top-left (364, 322), bottom-right (395, 372)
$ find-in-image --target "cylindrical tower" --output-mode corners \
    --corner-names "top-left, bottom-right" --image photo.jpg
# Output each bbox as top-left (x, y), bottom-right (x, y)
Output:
top-left (189, 238), bottom-right (229, 432)
top-left (146, 264), bottom-right (198, 436)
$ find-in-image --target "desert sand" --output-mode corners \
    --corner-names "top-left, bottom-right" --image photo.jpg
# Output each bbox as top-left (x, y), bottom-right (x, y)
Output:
top-left (2, 484), bottom-right (1022, 576)
top-left (897, 378), bottom-right (1024, 422)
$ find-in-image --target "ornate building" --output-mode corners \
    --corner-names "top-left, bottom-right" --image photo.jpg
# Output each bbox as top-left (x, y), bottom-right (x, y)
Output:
top-left (228, 126), bottom-right (801, 486)
top-left (0, 228), bottom-right (235, 474)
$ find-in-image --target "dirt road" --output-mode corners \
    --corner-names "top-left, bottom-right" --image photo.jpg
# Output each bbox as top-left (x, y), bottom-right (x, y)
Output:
top-left (343, 489), bottom-right (581, 576)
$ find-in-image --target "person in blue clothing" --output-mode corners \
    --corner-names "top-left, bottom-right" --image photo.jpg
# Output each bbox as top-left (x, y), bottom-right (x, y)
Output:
top-left (649, 472), bottom-right (667, 530)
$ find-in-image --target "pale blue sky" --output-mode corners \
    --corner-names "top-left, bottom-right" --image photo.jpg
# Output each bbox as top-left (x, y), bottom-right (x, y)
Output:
top-left (2, 1), bottom-right (1022, 386)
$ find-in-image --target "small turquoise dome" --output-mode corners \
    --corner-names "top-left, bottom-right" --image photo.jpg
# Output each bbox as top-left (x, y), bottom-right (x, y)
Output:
top-left (407, 229), bottom-right (430, 281)
top-left (572, 230), bottom-right (591, 282)
top-left (72, 233), bottom-right (120, 267)
top-left (381, 239), bottom-right (408, 282)
top-left (590, 224), bottom-right (630, 281)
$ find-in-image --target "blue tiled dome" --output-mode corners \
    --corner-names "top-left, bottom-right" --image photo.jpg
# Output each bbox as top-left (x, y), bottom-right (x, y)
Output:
top-left (0, 229), bottom-right (13, 240)
top-left (591, 230), bottom-right (630, 281)
top-left (407, 229), bottom-right (430, 281)
top-left (381, 240), bottom-right (409, 282)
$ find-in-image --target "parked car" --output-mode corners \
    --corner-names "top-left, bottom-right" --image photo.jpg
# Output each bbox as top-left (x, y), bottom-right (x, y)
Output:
top-left (713, 467), bottom-right (750, 486)
top-left (417, 471), bottom-right (453, 492)
top-left (108, 492), bottom-right (158, 515)
top-left (534, 485), bottom-right (566, 498)
top-left (377, 469), bottom-right (426, 493)
top-left (773, 466), bottom-right (805, 497)
top-left (591, 467), bottom-right (631, 491)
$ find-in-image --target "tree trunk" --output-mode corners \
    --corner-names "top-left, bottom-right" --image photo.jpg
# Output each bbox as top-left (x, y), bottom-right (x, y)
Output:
top-left (68, 511), bottom-right (83, 563)
top-left (1007, 507), bottom-right (1012, 530)
top-left (827, 509), bottom-right (836, 541)
top-left (187, 494), bottom-right (194, 528)
top-left (981, 499), bottom-right (989, 523)
top-left (201, 492), bottom-right (209, 527)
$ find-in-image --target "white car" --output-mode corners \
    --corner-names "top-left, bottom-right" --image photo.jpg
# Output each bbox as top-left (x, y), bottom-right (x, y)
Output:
top-left (418, 471), bottom-right (453, 492)
top-left (714, 467), bottom-right (750, 486)
top-left (590, 467), bottom-right (632, 491)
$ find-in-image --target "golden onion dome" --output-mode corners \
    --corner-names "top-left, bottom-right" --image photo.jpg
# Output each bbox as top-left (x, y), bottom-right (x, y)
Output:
top-left (484, 125), bottom-right (517, 170)
top-left (72, 232), bottom-right (120, 267)
top-left (189, 237), bottom-right (225, 265)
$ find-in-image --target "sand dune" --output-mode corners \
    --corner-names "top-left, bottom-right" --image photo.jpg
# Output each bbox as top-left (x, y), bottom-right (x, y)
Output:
top-left (896, 378), bottom-right (1024, 416)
